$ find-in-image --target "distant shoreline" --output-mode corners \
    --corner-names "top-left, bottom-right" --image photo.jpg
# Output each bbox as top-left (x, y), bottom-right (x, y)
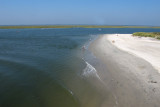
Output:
top-left (0, 25), bottom-right (160, 29)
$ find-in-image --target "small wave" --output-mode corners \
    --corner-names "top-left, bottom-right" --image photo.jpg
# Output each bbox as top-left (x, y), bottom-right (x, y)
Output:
top-left (82, 61), bottom-right (101, 80)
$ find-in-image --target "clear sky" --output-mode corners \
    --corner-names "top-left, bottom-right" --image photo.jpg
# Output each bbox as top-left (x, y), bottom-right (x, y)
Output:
top-left (0, 0), bottom-right (160, 26)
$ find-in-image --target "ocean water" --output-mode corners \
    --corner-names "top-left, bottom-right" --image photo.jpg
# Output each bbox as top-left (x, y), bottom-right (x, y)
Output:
top-left (0, 28), bottom-right (160, 107)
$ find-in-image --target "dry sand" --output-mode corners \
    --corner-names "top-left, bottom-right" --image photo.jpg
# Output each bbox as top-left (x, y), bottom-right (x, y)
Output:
top-left (107, 34), bottom-right (160, 73)
top-left (89, 34), bottom-right (160, 107)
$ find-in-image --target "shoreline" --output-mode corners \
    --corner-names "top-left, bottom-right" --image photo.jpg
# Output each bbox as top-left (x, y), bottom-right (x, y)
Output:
top-left (89, 34), bottom-right (160, 106)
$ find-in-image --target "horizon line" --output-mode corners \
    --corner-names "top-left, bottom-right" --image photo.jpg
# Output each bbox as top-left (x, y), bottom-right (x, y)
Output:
top-left (0, 24), bottom-right (160, 27)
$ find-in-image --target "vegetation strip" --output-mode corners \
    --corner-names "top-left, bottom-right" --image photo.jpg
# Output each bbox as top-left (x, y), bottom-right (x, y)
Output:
top-left (133, 32), bottom-right (160, 40)
top-left (0, 25), bottom-right (160, 29)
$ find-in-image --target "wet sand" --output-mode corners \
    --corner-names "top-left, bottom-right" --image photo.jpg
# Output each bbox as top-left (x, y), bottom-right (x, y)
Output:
top-left (89, 34), bottom-right (160, 107)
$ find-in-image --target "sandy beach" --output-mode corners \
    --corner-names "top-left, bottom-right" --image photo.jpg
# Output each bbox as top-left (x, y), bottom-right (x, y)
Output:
top-left (107, 34), bottom-right (160, 73)
top-left (89, 34), bottom-right (160, 107)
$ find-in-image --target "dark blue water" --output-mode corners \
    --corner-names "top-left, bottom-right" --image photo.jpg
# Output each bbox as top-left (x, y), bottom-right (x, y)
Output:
top-left (0, 28), bottom-right (160, 107)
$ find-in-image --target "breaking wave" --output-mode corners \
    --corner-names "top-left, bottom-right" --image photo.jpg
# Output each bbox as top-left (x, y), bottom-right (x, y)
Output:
top-left (82, 60), bottom-right (101, 80)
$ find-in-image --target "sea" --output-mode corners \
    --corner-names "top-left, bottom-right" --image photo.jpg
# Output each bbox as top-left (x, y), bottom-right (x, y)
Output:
top-left (0, 28), bottom-right (160, 107)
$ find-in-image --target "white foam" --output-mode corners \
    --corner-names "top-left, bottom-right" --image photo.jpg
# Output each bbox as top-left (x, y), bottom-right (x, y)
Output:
top-left (69, 90), bottom-right (74, 95)
top-left (83, 61), bottom-right (101, 80)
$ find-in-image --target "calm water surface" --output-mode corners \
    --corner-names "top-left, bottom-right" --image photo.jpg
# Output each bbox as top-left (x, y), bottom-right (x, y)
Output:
top-left (0, 28), bottom-right (160, 107)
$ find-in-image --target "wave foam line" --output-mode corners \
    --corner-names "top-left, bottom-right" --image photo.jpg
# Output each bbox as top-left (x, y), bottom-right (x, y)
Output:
top-left (83, 61), bottom-right (102, 82)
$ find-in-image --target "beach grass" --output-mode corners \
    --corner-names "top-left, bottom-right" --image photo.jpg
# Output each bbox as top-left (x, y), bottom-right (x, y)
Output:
top-left (0, 25), bottom-right (160, 29)
top-left (133, 32), bottom-right (160, 40)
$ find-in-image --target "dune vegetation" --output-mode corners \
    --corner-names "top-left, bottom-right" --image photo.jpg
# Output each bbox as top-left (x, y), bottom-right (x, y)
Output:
top-left (133, 32), bottom-right (160, 40)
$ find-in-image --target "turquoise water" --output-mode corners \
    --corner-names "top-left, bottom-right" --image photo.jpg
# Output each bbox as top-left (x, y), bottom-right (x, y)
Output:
top-left (0, 28), bottom-right (160, 107)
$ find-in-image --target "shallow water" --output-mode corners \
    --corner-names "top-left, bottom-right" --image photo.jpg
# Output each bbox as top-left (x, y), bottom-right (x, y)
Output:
top-left (0, 28), bottom-right (160, 107)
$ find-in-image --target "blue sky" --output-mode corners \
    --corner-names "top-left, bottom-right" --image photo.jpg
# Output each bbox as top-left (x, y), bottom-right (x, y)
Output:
top-left (0, 0), bottom-right (160, 26)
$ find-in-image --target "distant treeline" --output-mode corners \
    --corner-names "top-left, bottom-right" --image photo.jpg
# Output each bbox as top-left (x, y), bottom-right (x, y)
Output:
top-left (133, 32), bottom-right (160, 40)
top-left (0, 25), bottom-right (160, 29)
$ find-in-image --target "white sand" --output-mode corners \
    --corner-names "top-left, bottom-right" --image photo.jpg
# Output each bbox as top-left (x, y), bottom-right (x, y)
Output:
top-left (107, 34), bottom-right (160, 73)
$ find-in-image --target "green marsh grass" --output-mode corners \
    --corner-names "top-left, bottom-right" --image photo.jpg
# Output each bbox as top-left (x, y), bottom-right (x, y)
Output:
top-left (0, 25), bottom-right (160, 29)
top-left (133, 32), bottom-right (160, 40)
